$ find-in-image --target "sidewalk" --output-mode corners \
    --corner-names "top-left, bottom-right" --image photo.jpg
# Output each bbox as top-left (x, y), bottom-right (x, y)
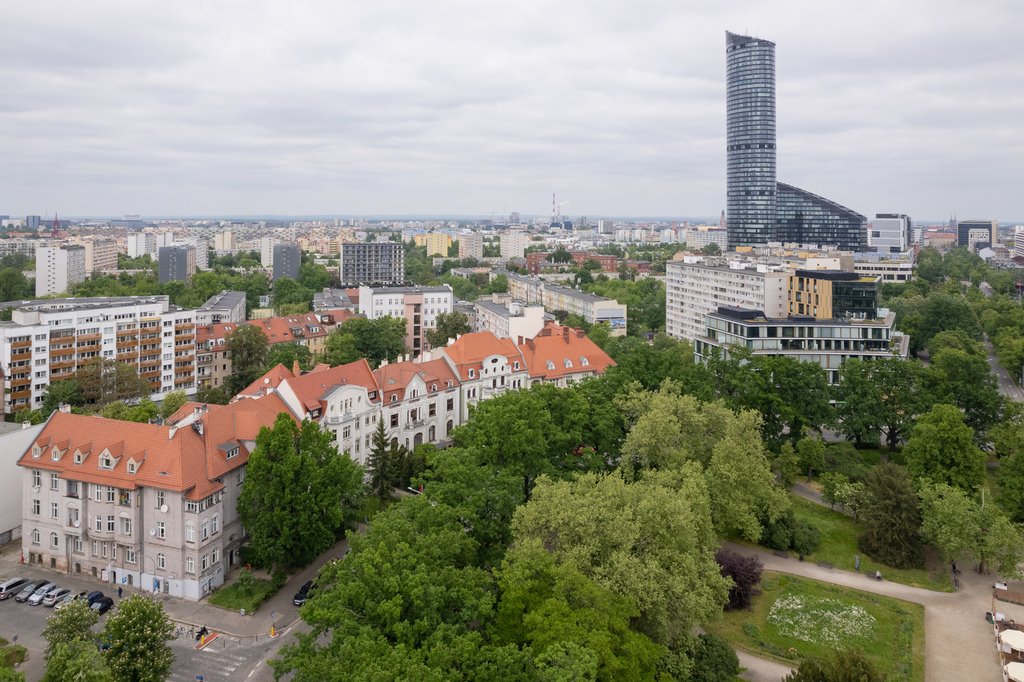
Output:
top-left (0, 533), bottom-right (354, 640)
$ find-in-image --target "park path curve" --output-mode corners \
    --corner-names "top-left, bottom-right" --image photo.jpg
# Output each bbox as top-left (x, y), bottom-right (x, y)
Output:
top-left (726, 542), bottom-right (1001, 682)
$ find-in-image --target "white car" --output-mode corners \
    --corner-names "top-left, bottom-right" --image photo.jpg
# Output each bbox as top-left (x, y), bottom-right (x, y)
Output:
top-left (28, 584), bottom-right (60, 606)
top-left (42, 587), bottom-right (71, 607)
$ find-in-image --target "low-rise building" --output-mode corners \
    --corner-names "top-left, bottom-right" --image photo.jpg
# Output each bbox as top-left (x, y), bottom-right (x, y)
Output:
top-left (474, 295), bottom-right (546, 340)
top-left (516, 323), bottom-right (615, 388)
top-left (195, 291), bottom-right (247, 325)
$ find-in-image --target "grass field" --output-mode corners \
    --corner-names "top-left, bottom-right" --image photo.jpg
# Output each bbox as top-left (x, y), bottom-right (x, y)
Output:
top-left (208, 576), bottom-right (278, 613)
top-left (788, 495), bottom-right (952, 592)
top-left (709, 572), bottom-right (925, 682)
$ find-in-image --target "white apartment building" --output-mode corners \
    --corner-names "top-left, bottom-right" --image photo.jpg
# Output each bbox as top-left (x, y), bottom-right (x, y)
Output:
top-left (35, 246), bottom-right (86, 297)
top-left (869, 214), bottom-right (912, 254)
top-left (458, 232), bottom-right (484, 260)
top-left (357, 285), bottom-right (454, 356)
top-left (504, 273), bottom-right (628, 335)
top-left (499, 231), bottom-right (529, 259)
top-left (1014, 227), bottom-right (1024, 259)
top-left (213, 231), bottom-right (236, 252)
top-left (473, 296), bottom-right (545, 340)
top-left (258, 237), bottom-right (277, 268)
top-left (665, 258), bottom-right (788, 342)
top-left (70, 239), bottom-right (118, 274)
top-left (126, 233), bottom-right (154, 259)
top-left (374, 358), bottom-right (463, 450)
top-left (0, 296), bottom-right (198, 414)
top-left (684, 227), bottom-right (729, 251)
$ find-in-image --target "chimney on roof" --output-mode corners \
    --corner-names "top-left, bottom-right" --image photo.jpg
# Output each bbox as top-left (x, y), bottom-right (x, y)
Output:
top-left (562, 326), bottom-right (570, 340)
top-left (517, 336), bottom-right (523, 345)
top-left (575, 328), bottom-right (585, 338)
top-left (58, 403), bottom-right (71, 414)
top-left (292, 359), bottom-right (301, 376)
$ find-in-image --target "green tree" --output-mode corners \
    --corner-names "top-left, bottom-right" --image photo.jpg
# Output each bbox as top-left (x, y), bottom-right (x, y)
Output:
top-left (195, 386), bottom-right (230, 405)
top-left (101, 595), bottom-right (174, 682)
top-left (226, 324), bottom-right (269, 394)
top-left (858, 463), bottom-right (924, 568)
top-left (323, 317), bottom-right (406, 368)
top-left (510, 470), bottom-right (730, 646)
top-left (42, 599), bottom-right (98, 660)
top-left (74, 359), bottom-right (153, 407)
top-left (485, 274), bottom-right (509, 294)
top-left (0, 267), bottom-right (33, 301)
top-left (550, 247), bottom-right (572, 263)
top-left (784, 649), bottom-right (883, 682)
top-left (43, 640), bottom-right (113, 682)
top-left (159, 390), bottom-right (188, 419)
top-left (796, 434), bottom-right (826, 479)
top-left (425, 311), bottom-right (471, 349)
top-left (366, 419), bottom-right (404, 500)
top-left (265, 342), bottom-right (313, 373)
top-left (731, 354), bottom-right (832, 448)
top-left (272, 276), bottom-right (314, 312)
top-left (238, 415), bottom-right (364, 571)
top-left (928, 348), bottom-right (1003, 436)
top-left (41, 379), bottom-right (85, 414)
top-left (835, 358), bottom-right (930, 450)
top-left (688, 632), bottom-right (739, 682)
top-left (903, 403), bottom-right (985, 492)
top-left (918, 481), bottom-right (979, 562)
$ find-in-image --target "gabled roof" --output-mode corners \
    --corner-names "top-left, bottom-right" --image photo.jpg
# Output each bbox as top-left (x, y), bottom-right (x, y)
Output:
top-left (516, 322), bottom-right (615, 381)
top-left (439, 332), bottom-right (526, 380)
top-left (236, 363), bottom-right (297, 399)
top-left (372, 358), bottom-right (460, 403)
top-left (283, 359), bottom-right (379, 413)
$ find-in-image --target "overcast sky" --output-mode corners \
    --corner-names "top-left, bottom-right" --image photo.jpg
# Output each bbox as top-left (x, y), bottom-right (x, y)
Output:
top-left (1, 0), bottom-right (1022, 220)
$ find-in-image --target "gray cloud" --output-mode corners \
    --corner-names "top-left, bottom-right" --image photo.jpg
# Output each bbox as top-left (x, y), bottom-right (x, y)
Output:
top-left (0, 0), bottom-right (1021, 219)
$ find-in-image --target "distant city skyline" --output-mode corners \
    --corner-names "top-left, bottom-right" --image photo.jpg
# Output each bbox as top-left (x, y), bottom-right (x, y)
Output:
top-left (1, 1), bottom-right (1022, 219)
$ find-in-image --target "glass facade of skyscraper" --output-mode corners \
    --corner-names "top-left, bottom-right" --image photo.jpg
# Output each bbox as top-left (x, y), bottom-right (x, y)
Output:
top-left (776, 183), bottom-right (867, 251)
top-left (726, 31), bottom-right (777, 248)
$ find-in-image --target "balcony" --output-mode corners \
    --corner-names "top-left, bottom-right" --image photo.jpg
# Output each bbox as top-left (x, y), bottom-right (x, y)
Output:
top-left (9, 377), bottom-right (31, 388)
top-left (11, 349), bottom-right (32, 361)
top-left (50, 360), bottom-right (76, 371)
top-left (49, 336), bottom-right (74, 346)
top-left (10, 389), bottom-right (31, 400)
top-left (406, 418), bottom-right (426, 429)
top-left (10, 339), bottom-right (31, 350)
top-left (77, 333), bottom-right (101, 342)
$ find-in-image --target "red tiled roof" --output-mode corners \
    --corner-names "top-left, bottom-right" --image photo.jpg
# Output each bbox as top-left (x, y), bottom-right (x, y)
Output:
top-left (516, 322), bottom-right (615, 381)
top-left (284, 359), bottom-right (379, 413)
top-left (247, 313), bottom-right (329, 345)
top-left (236, 363), bottom-right (297, 399)
top-left (440, 332), bottom-right (525, 380)
top-left (372, 358), bottom-right (460, 403)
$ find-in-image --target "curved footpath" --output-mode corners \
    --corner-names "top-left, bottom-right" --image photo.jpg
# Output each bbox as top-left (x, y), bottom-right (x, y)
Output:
top-left (727, 541), bottom-right (1002, 682)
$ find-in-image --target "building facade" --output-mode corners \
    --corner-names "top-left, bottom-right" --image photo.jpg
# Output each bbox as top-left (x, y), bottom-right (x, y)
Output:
top-left (787, 270), bottom-right (879, 319)
top-left (473, 296), bottom-right (546, 340)
top-left (869, 214), bottom-right (912, 254)
top-left (35, 246), bottom-right (86, 297)
top-left (339, 243), bottom-right (405, 286)
top-left (272, 244), bottom-right (301, 281)
top-left (158, 246), bottom-right (196, 284)
top-left (504, 273), bottom-right (627, 335)
top-left (774, 183), bottom-right (867, 251)
top-left (499, 231), bottom-right (529, 259)
top-left (957, 219), bottom-right (997, 251)
top-left (413, 233), bottom-right (452, 257)
top-left (458, 232), bottom-right (484, 260)
top-left (195, 291), bottom-right (247, 326)
top-left (358, 285), bottom-right (454, 356)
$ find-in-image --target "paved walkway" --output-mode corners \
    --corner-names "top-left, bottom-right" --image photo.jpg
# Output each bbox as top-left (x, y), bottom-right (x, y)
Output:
top-left (725, 542), bottom-right (1003, 682)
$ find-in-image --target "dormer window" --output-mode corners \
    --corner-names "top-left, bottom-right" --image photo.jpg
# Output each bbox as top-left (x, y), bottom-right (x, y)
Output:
top-left (32, 445), bottom-right (41, 458)
top-left (564, 359), bottom-right (573, 368)
top-left (581, 357), bottom-right (589, 367)
top-left (430, 384), bottom-right (437, 392)
top-left (468, 369), bottom-right (475, 379)
top-left (99, 455), bottom-right (114, 470)
top-left (127, 461), bottom-right (137, 474)
top-left (514, 361), bottom-right (520, 370)
top-left (74, 450), bottom-right (84, 464)
top-left (51, 448), bottom-right (60, 461)
top-left (446, 380), bottom-right (453, 388)
top-left (546, 361), bottom-right (555, 371)
top-left (390, 394), bottom-right (398, 403)
top-left (226, 447), bottom-right (239, 459)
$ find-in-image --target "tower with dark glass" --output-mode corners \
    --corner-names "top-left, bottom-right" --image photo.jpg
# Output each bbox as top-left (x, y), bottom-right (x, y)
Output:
top-left (725, 32), bottom-right (866, 251)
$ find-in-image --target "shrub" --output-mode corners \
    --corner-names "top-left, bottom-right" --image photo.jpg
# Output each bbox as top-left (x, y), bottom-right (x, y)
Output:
top-left (716, 549), bottom-right (764, 611)
top-left (791, 521), bottom-right (821, 557)
top-left (688, 632), bottom-right (739, 682)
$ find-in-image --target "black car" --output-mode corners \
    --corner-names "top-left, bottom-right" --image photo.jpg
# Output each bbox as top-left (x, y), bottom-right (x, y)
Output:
top-left (292, 581), bottom-right (313, 606)
top-left (86, 591), bottom-right (104, 605)
top-left (90, 596), bottom-right (114, 615)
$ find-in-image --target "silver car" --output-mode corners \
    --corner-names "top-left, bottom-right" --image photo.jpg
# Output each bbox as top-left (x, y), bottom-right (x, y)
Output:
top-left (42, 587), bottom-right (71, 607)
top-left (27, 583), bottom-right (60, 606)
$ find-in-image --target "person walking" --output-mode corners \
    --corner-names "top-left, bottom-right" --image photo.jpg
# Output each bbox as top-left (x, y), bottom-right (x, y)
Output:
top-left (117, 585), bottom-right (123, 599)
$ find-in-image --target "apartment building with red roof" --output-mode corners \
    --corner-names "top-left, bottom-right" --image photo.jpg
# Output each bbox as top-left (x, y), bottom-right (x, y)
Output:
top-left (373, 358), bottom-right (462, 450)
top-left (428, 331), bottom-right (530, 422)
top-left (19, 395), bottom-right (295, 601)
top-left (515, 322), bottom-right (616, 387)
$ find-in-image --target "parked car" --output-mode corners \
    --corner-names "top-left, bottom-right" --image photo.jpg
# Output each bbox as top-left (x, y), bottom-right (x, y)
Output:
top-left (54, 592), bottom-right (82, 611)
top-left (86, 591), bottom-right (104, 605)
top-left (90, 597), bottom-right (114, 615)
top-left (0, 578), bottom-right (29, 600)
top-left (15, 581), bottom-right (51, 603)
top-left (28, 583), bottom-right (61, 606)
top-left (42, 587), bottom-right (71, 607)
top-left (292, 580), bottom-right (314, 606)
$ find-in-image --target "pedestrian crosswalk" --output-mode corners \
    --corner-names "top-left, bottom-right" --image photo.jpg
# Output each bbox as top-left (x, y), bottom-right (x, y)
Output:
top-left (169, 650), bottom-right (250, 680)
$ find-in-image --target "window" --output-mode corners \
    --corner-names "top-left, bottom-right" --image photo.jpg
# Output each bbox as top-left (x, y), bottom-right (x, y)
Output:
top-left (226, 446), bottom-right (239, 459)
top-left (31, 529), bottom-right (40, 545)
top-left (581, 357), bottom-right (589, 367)
top-left (107, 515), bottom-right (114, 532)
top-left (99, 454), bottom-right (113, 470)
top-left (50, 473), bottom-right (59, 491)
top-left (201, 554), bottom-right (209, 571)
top-left (186, 557), bottom-right (195, 574)
top-left (156, 491), bottom-right (165, 509)
top-left (127, 461), bottom-right (136, 474)
top-left (125, 548), bottom-right (136, 564)
top-left (92, 541), bottom-right (98, 556)
top-left (390, 394), bottom-right (397, 403)
top-left (111, 545), bottom-right (117, 560)
top-left (157, 553), bottom-right (166, 570)
top-left (429, 402), bottom-right (436, 417)
top-left (93, 485), bottom-right (102, 502)
top-left (156, 522), bottom-right (166, 539)
top-left (201, 521), bottom-right (209, 541)
top-left (95, 515), bottom-right (103, 532)
top-left (72, 537), bottom-right (83, 554)
top-left (51, 448), bottom-right (60, 461)
top-left (31, 499), bottom-right (39, 515)
top-left (120, 517), bottom-right (132, 536)
top-left (513, 361), bottom-right (520, 370)
top-left (563, 359), bottom-right (572, 368)
top-left (342, 426), bottom-right (351, 439)
top-left (106, 487), bottom-right (115, 503)
top-left (390, 414), bottom-right (399, 428)
top-left (212, 516), bottom-right (219, 534)
top-left (50, 532), bottom-right (59, 548)
top-left (50, 502), bottom-right (58, 519)
top-left (468, 368), bottom-right (475, 378)
top-left (186, 524), bottom-right (195, 543)
top-left (32, 471), bottom-right (41, 488)
top-left (211, 548), bottom-right (219, 565)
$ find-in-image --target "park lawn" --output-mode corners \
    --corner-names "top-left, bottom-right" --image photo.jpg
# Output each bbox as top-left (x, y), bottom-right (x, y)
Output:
top-left (0, 637), bottom-right (26, 671)
top-left (789, 495), bottom-right (953, 592)
top-left (208, 577), bottom-right (277, 613)
top-left (708, 572), bottom-right (925, 682)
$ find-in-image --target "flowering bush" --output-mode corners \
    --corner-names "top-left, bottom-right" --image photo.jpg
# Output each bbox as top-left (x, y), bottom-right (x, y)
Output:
top-left (767, 593), bottom-right (876, 647)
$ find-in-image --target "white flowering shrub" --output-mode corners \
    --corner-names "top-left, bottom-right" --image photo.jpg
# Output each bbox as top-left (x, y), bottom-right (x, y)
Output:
top-left (766, 593), bottom-right (876, 647)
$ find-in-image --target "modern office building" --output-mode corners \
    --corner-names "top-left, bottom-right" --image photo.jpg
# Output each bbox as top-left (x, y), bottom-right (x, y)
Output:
top-left (458, 232), bottom-right (484, 260)
top-left (869, 214), bottom-right (912, 254)
top-left (339, 243), bottom-right (405, 286)
top-left (694, 306), bottom-right (908, 385)
top-left (956, 219), bottom-right (997, 251)
top-left (35, 246), bottom-right (87, 297)
top-left (272, 244), bottom-right (301, 281)
top-left (725, 32), bottom-right (865, 251)
top-left (0, 296), bottom-right (197, 413)
top-left (787, 270), bottom-right (879, 320)
top-left (357, 285), bottom-right (454, 356)
top-left (665, 258), bottom-right (789, 342)
top-left (158, 245), bottom-right (196, 284)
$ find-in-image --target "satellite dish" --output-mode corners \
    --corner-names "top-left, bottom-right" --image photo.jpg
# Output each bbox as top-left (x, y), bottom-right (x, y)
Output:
top-left (149, 529), bottom-right (156, 536)
top-left (160, 504), bottom-right (168, 514)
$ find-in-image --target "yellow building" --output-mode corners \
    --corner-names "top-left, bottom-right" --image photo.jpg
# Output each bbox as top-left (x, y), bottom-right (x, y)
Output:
top-left (414, 233), bottom-right (453, 256)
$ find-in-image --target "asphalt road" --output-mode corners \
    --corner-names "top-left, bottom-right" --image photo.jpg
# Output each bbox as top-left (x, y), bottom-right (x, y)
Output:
top-left (985, 338), bottom-right (1024, 402)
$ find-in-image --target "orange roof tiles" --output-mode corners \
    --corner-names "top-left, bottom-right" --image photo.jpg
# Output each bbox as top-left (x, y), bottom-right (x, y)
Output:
top-left (372, 358), bottom-right (460, 403)
top-left (515, 323), bottom-right (615, 381)
top-left (236, 363), bottom-right (297, 399)
top-left (284, 359), bottom-right (379, 413)
top-left (440, 332), bottom-right (525, 380)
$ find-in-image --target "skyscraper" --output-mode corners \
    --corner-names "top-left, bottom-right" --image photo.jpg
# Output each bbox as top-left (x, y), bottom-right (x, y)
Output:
top-left (726, 31), bottom-right (777, 247)
top-left (725, 32), bottom-right (866, 252)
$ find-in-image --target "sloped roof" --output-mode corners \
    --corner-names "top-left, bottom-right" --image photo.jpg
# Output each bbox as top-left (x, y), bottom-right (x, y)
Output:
top-left (236, 363), bottom-right (297, 399)
top-left (516, 322), bottom-right (615, 381)
top-left (440, 331), bottom-right (525, 380)
top-left (372, 358), bottom-right (460, 403)
top-left (284, 359), bottom-right (379, 412)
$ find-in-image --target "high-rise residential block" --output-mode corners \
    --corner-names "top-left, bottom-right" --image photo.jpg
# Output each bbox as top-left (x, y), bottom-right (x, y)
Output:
top-left (725, 32), bottom-right (866, 251)
top-left (35, 246), bottom-right (86, 297)
top-left (413, 233), bottom-right (452, 257)
top-left (272, 243), bottom-right (300, 281)
top-left (158, 245), bottom-right (196, 283)
top-left (499, 231), bottom-right (529, 259)
top-left (458, 232), bottom-right (484, 260)
top-left (358, 285), bottom-right (454, 356)
top-left (258, 237), bottom-right (276, 267)
top-left (339, 243), bottom-right (404, 286)
top-left (25, 216), bottom-right (40, 231)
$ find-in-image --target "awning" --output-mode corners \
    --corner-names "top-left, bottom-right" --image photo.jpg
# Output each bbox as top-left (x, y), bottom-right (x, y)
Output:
top-left (1002, 630), bottom-right (1024, 652)
top-left (1005, 661), bottom-right (1024, 682)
